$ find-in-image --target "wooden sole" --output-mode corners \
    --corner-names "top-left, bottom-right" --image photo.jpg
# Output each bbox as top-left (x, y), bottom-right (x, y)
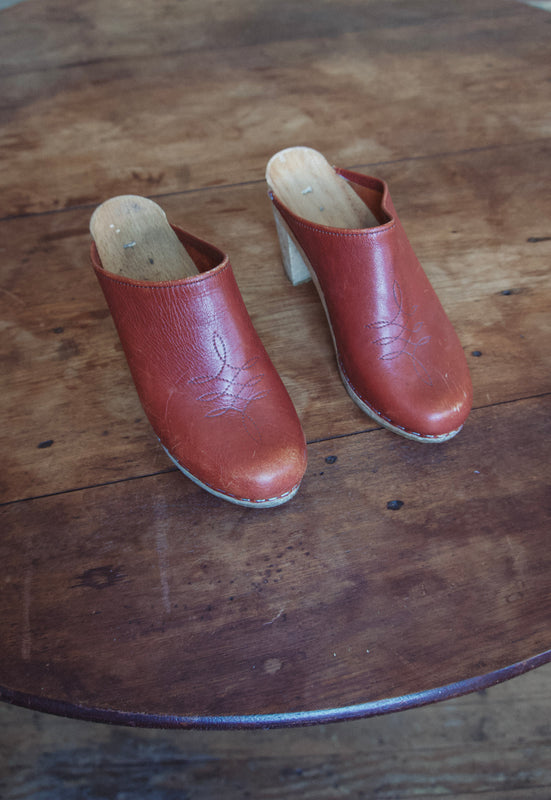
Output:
top-left (90, 195), bottom-right (198, 281)
top-left (161, 443), bottom-right (302, 509)
top-left (265, 146), bottom-right (379, 230)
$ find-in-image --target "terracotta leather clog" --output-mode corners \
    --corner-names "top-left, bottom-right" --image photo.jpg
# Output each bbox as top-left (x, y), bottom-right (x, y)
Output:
top-left (266, 147), bottom-right (472, 443)
top-left (90, 195), bottom-right (306, 507)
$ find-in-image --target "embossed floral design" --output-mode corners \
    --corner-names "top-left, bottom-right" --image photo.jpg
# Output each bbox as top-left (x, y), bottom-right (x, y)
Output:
top-left (366, 280), bottom-right (432, 385)
top-left (189, 332), bottom-right (269, 441)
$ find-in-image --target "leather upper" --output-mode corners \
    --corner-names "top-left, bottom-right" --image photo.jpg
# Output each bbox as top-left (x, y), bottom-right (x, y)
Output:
top-left (269, 168), bottom-right (473, 439)
top-left (91, 226), bottom-right (307, 504)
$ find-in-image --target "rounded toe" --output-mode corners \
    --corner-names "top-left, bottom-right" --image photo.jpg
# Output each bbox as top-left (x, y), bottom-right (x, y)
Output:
top-left (226, 436), bottom-right (308, 507)
top-left (343, 354), bottom-right (473, 442)
top-left (388, 371), bottom-right (473, 441)
top-left (411, 385), bottom-right (473, 440)
top-left (165, 415), bottom-right (307, 508)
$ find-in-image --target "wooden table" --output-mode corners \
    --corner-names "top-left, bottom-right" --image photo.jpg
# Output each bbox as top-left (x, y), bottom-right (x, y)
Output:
top-left (1, 0), bottom-right (550, 729)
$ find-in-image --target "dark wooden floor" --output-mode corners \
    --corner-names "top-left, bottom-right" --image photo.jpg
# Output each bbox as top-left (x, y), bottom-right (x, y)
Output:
top-left (1, 0), bottom-right (551, 795)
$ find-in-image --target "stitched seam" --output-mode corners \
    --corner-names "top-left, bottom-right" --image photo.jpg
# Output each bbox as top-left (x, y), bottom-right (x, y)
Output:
top-left (289, 217), bottom-right (397, 238)
top-left (200, 479), bottom-right (302, 505)
top-left (366, 279), bottom-right (432, 387)
top-left (167, 446), bottom-right (302, 504)
top-left (271, 195), bottom-right (396, 238)
top-left (95, 259), bottom-right (231, 289)
top-left (188, 331), bottom-right (269, 444)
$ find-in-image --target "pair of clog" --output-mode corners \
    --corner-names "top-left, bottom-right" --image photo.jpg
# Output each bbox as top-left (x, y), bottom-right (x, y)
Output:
top-left (90, 147), bottom-right (472, 507)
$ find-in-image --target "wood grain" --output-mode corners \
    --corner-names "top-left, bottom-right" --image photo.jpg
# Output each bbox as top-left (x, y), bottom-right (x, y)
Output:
top-left (1, 397), bottom-right (550, 723)
top-left (1, 0), bottom-right (550, 736)
top-left (0, 0), bottom-right (549, 217)
top-left (1, 141), bottom-right (549, 502)
top-left (89, 195), bottom-right (198, 280)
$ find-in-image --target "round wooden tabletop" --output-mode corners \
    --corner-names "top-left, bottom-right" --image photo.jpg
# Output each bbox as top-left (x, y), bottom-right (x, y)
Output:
top-left (1, 0), bottom-right (550, 728)
top-left (2, 393), bottom-right (551, 728)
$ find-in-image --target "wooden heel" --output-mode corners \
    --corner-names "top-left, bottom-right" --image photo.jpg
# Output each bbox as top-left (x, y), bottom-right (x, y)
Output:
top-left (272, 207), bottom-right (311, 286)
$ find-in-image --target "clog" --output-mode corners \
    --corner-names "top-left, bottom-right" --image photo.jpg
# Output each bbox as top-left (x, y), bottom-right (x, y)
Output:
top-left (266, 147), bottom-right (472, 443)
top-left (90, 195), bottom-right (307, 506)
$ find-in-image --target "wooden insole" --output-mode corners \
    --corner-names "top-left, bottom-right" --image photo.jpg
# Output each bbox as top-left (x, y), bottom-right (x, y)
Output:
top-left (265, 146), bottom-right (379, 229)
top-left (90, 195), bottom-right (198, 281)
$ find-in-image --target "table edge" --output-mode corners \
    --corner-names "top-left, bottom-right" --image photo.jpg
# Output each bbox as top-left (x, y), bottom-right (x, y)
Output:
top-left (1, 649), bottom-right (550, 729)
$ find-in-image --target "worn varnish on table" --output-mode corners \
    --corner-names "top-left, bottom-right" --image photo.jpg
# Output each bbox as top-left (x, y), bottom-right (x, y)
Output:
top-left (0, 0), bottom-right (550, 729)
